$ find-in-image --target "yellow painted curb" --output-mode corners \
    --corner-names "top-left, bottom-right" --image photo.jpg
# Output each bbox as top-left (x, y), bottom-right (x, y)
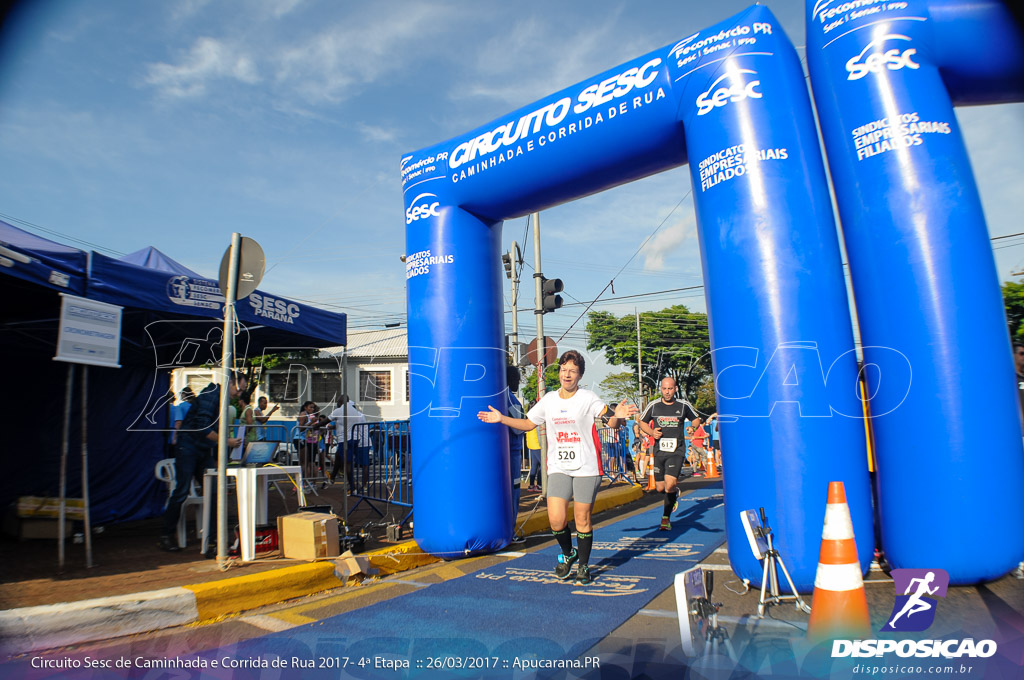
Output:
top-left (181, 482), bottom-right (645, 621)
top-left (364, 539), bottom-right (441, 576)
top-left (183, 562), bottom-right (344, 622)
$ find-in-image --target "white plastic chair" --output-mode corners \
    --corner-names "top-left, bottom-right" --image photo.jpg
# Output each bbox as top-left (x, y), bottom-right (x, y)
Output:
top-left (155, 458), bottom-right (204, 549)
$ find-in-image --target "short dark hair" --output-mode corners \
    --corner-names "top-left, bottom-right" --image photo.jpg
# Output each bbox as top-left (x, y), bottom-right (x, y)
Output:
top-left (506, 365), bottom-right (521, 391)
top-left (559, 349), bottom-right (586, 376)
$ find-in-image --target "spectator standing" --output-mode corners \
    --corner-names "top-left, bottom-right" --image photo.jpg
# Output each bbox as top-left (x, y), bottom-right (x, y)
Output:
top-left (296, 401), bottom-right (320, 479)
top-left (237, 393), bottom-right (258, 443)
top-left (329, 396), bottom-right (369, 492)
top-left (169, 387), bottom-right (195, 455)
top-left (707, 412), bottom-right (722, 468)
top-left (160, 372), bottom-right (245, 553)
top-left (506, 366), bottom-right (525, 517)
top-left (525, 422), bottom-right (542, 492)
top-left (688, 416), bottom-right (708, 471)
top-left (253, 396), bottom-right (279, 441)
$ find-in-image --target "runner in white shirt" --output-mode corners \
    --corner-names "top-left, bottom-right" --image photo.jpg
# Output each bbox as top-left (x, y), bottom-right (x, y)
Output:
top-left (478, 349), bottom-right (637, 585)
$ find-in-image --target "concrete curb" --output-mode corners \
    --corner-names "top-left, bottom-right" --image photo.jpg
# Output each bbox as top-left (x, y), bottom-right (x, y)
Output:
top-left (0, 587), bottom-right (199, 657)
top-left (0, 482), bottom-right (645, 656)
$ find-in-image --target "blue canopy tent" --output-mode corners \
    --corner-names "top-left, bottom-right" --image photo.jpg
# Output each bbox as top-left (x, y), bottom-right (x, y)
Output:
top-left (1, 233), bottom-right (346, 535)
top-left (0, 218), bottom-right (87, 296)
top-left (0, 219), bottom-right (102, 541)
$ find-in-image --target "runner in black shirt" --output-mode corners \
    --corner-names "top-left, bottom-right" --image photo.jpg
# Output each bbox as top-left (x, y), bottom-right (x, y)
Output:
top-left (638, 377), bottom-right (698, 530)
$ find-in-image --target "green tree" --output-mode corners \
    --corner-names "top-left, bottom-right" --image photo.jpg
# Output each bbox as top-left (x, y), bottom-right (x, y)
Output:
top-left (242, 349), bottom-right (320, 401)
top-left (598, 371), bottom-right (641, 404)
top-left (586, 304), bottom-right (711, 402)
top-left (522, 364), bottom-right (559, 405)
top-left (1002, 281), bottom-right (1024, 343)
top-left (693, 375), bottom-right (718, 416)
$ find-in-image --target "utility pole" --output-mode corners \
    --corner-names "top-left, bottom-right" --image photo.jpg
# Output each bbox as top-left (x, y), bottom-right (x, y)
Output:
top-left (532, 213), bottom-right (547, 493)
top-left (509, 240), bottom-right (520, 367)
top-left (636, 308), bottom-right (643, 400)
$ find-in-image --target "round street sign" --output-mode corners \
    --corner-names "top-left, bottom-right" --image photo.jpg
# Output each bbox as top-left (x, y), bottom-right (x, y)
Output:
top-left (526, 336), bottom-right (558, 366)
top-left (219, 237), bottom-right (265, 300)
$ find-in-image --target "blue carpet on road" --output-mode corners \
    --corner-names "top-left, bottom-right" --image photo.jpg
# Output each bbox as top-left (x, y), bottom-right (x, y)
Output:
top-left (211, 485), bottom-right (727, 678)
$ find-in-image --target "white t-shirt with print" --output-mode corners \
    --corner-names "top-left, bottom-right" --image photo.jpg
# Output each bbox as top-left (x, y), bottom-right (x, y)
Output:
top-left (526, 388), bottom-right (607, 477)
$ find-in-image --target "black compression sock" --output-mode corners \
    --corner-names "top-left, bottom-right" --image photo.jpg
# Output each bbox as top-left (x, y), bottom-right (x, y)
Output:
top-left (553, 527), bottom-right (574, 556)
top-left (664, 491), bottom-right (677, 517)
top-left (576, 531), bottom-right (593, 566)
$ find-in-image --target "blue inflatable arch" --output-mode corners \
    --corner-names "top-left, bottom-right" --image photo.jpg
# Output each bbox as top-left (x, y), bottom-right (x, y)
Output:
top-left (402, 3), bottom-right (872, 590)
top-left (807, 0), bottom-right (1024, 584)
top-left (401, 0), bottom-right (1022, 588)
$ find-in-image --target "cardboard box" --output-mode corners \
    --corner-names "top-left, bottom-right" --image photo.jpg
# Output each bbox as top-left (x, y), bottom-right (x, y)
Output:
top-left (2, 509), bottom-right (74, 541)
top-left (277, 512), bottom-right (339, 561)
top-left (334, 550), bottom-right (377, 582)
top-left (17, 496), bottom-right (85, 520)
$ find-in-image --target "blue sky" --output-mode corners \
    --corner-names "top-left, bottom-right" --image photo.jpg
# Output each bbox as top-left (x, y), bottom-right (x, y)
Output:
top-left (1, 0), bottom-right (1022, 392)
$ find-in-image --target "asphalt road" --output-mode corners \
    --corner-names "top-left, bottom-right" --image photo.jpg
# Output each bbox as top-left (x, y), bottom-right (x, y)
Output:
top-left (12, 480), bottom-right (1024, 679)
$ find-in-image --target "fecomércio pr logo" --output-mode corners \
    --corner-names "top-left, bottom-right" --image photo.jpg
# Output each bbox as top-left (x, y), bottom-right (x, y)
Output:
top-left (880, 568), bottom-right (947, 632)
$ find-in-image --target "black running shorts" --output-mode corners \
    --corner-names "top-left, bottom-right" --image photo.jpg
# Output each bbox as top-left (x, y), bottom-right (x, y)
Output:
top-left (653, 452), bottom-right (687, 481)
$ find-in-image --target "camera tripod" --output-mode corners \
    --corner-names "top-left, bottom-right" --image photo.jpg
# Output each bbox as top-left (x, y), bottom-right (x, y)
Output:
top-left (691, 569), bottom-right (737, 661)
top-left (752, 508), bottom-right (811, 617)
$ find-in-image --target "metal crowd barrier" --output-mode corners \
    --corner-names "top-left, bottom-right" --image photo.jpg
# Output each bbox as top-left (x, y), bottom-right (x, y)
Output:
top-left (346, 420), bottom-right (413, 524)
top-left (597, 426), bottom-right (636, 485)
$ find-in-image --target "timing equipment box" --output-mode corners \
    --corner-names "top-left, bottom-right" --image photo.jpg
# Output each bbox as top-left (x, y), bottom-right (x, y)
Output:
top-left (277, 511), bottom-right (339, 561)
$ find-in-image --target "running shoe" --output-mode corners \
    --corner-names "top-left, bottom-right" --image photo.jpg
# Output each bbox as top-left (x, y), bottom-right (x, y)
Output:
top-left (575, 564), bottom-right (592, 585)
top-left (659, 517), bottom-right (671, 531)
top-left (554, 548), bottom-right (578, 580)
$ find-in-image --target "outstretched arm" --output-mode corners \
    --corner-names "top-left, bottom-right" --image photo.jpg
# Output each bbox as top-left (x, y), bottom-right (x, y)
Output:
top-left (254, 404), bottom-right (279, 424)
top-left (477, 405), bottom-right (538, 432)
top-left (607, 401), bottom-right (639, 429)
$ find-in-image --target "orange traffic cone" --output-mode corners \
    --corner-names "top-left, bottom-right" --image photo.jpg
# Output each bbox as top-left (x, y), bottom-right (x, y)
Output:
top-left (645, 453), bottom-right (656, 491)
top-left (705, 448), bottom-right (719, 478)
top-left (807, 481), bottom-right (871, 642)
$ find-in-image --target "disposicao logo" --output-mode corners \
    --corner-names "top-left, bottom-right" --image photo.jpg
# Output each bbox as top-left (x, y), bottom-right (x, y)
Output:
top-left (880, 568), bottom-right (947, 632)
top-left (832, 567), bottom-right (998, 660)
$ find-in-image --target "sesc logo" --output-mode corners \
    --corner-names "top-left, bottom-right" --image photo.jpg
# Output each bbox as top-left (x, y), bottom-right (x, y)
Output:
top-left (880, 568), bottom-right (948, 632)
top-left (846, 33), bottom-right (919, 81)
top-left (406, 193), bottom-right (441, 225)
top-left (696, 69), bottom-right (762, 116)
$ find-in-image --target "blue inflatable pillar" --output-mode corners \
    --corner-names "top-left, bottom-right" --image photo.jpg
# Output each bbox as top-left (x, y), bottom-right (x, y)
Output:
top-left (806, 0), bottom-right (1024, 583)
top-left (404, 200), bottom-right (513, 557)
top-left (678, 7), bottom-right (872, 590)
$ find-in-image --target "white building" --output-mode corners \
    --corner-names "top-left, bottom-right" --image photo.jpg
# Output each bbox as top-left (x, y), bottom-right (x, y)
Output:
top-left (170, 328), bottom-right (410, 423)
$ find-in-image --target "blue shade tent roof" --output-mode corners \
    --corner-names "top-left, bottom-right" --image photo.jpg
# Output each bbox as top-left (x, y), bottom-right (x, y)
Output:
top-left (88, 250), bottom-right (347, 358)
top-left (118, 246), bottom-right (202, 277)
top-left (0, 218), bottom-right (88, 295)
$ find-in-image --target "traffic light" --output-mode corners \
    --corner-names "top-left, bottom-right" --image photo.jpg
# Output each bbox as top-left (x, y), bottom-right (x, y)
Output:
top-left (541, 277), bottom-right (563, 313)
top-left (502, 253), bottom-right (513, 279)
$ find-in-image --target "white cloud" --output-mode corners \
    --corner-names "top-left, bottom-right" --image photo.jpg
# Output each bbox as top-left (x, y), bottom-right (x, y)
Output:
top-left (453, 8), bottom-right (644, 107)
top-left (642, 215), bottom-right (695, 272)
top-left (144, 37), bottom-right (260, 98)
top-left (357, 123), bottom-right (397, 144)
top-left (273, 4), bottom-right (446, 105)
